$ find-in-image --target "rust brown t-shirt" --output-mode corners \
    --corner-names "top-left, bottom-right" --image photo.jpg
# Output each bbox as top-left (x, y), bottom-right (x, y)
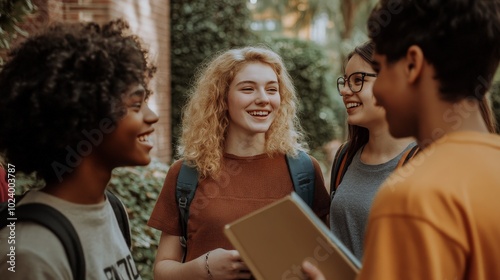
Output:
top-left (148, 153), bottom-right (330, 262)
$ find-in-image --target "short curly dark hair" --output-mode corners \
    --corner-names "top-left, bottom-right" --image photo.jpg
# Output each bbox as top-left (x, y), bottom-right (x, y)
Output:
top-left (368, 0), bottom-right (500, 102)
top-left (0, 19), bottom-right (156, 183)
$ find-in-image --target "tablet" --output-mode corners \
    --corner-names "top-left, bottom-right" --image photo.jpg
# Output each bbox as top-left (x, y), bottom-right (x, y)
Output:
top-left (224, 192), bottom-right (361, 280)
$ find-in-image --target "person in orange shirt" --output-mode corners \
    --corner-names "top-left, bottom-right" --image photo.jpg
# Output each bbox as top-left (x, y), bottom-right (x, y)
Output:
top-left (303, 0), bottom-right (500, 279)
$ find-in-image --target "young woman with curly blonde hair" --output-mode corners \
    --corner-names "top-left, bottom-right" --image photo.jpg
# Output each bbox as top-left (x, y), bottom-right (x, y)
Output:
top-left (149, 46), bottom-right (330, 279)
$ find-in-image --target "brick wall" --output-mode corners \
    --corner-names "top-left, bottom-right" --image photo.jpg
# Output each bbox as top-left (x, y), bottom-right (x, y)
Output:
top-left (9, 0), bottom-right (172, 163)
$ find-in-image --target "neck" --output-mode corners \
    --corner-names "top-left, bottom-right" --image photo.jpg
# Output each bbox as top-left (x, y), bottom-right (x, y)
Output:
top-left (416, 96), bottom-right (489, 148)
top-left (361, 123), bottom-right (415, 164)
top-left (224, 131), bottom-right (266, 156)
top-left (43, 158), bottom-right (113, 204)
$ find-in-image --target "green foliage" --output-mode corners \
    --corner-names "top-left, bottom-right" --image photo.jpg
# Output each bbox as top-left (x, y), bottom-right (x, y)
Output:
top-left (0, 0), bottom-right (36, 65)
top-left (264, 36), bottom-right (342, 158)
top-left (170, 0), bottom-right (258, 157)
top-left (107, 160), bottom-right (168, 280)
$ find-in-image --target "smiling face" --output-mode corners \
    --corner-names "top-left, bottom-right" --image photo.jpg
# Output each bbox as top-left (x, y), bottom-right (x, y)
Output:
top-left (341, 54), bottom-right (385, 129)
top-left (95, 84), bottom-right (159, 168)
top-left (226, 62), bottom-right (281, 139)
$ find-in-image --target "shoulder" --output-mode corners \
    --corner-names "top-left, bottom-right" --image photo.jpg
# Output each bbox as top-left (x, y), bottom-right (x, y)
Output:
top-left (164, 159), bottom-right (184, 182)
top-left (0, 222), bottom-right (71, 278)
top-left (307, 154), bottom-right (322, 172)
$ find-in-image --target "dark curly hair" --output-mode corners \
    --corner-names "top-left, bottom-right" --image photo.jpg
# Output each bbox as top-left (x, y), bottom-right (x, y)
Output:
top-left (0, 19), bottom-right (156, 183)
top-left (368, 0), bottom-right (500, 102)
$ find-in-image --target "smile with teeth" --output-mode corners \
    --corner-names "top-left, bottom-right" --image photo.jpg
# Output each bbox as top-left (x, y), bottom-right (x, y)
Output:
top-left (346, 102), bottom-right (361, 109)
top-left (248, 111), bottom-right (269, 116)
top-left (138, 134), bottom-right (151, 143)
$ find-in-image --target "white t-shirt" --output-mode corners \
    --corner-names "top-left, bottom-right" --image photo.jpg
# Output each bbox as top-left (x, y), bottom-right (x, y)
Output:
top-left (0, 190), bottom-right (141, 279)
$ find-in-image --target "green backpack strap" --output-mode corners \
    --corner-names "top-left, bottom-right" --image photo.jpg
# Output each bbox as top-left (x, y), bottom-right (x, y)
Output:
top-left (0, 199), bottom-right (85, 280)
top-left (285, 150), bottom-right (315, 208)
top-left (106, 190), bottom-right (132, 248)
top-left (176, 161), bottom-right (199, 263)
top-left (330, 141), bottom-right (351, 200)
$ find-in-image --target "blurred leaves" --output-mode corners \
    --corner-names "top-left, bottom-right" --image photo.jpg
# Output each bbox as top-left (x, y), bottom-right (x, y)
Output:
top-left (491, 81), bottom-right (500, 133)
top-left (0, 0), bottom-right (36, 65)
top-left (264, 36), bottom-right (341, 159)
top-left (107, 160), bottom-right (169, 280)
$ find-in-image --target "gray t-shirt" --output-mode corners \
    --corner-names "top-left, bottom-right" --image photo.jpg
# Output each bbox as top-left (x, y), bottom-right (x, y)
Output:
top-left (0, 190), bottom-right (141, 279)
top-left (330, 143), bottom-right (416, 260)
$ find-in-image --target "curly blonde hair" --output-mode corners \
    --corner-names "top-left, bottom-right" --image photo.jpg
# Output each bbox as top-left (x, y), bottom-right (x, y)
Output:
top-left (178, 46), bottom-right (307, 178)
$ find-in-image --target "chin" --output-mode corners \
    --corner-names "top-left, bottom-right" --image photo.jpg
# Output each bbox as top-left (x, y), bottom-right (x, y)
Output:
top-left (127, 155), bottom-right (152, 167)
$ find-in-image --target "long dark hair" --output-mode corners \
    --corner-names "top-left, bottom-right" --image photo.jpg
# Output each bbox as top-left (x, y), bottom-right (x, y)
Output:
top-left (481, 95), bottom-right (498, 133)
top-left (344, 41), bottom-right (375, 162)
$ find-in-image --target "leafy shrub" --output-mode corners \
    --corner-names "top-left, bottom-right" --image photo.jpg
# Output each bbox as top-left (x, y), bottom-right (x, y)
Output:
top-left (0, 0), bottom-right (36, 66)
top-left (264, 36), bottom-right (342, 159)
top-left (107, 160), bottom-right (168, 279)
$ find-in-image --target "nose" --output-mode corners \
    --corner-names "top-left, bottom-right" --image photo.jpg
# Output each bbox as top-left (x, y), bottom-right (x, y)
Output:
top-left (340, 86), bottom-right (353, 97)
top-left (255, 87), bottom-right (270, 104)
top-left (144, 104), bottom-right (159, 124)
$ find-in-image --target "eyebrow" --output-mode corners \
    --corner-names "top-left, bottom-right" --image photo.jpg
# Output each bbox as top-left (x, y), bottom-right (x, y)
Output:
top-left (235, 80), bottom-right (279, 86)
top-left (128, 88), bottom-right (146, 98)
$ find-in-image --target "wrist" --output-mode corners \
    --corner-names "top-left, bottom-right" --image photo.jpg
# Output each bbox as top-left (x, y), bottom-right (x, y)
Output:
top-left (205, 251), bottom-right (213, 279)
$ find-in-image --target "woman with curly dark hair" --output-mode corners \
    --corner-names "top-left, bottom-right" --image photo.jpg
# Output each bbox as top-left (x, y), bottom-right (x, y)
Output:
top-left (0, 19), bottom-right (158, 279)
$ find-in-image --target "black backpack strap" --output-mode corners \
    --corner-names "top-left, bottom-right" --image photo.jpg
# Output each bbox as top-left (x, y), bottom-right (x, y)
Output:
top-left (0, 203), bottom-right (85, 280)
top-left (330, 141), bottom-right (351, 200)
top-left (106, 190), bottom-right (132, 249)
top-left (286, 151), bottom-right (315, 208)
top-left (176, 161), bottom-right (199, 263)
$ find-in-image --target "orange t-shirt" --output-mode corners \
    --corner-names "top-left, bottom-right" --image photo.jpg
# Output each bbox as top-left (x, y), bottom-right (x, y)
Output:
top-left (148, 153), bottom-right (330, 262)
top-left (359, 131), bottom-right (500, 279)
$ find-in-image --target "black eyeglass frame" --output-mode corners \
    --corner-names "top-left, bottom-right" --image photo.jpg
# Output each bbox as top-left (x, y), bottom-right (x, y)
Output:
top-left (337, 72), bottom-right (377, 96)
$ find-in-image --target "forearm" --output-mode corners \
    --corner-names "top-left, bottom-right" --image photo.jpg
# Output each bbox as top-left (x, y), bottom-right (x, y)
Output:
top-left (154, 254), bottom-right (209, 280)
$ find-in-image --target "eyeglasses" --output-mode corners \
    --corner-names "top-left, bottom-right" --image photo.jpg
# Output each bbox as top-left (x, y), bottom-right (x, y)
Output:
top-left (337, 72), bottom-right (377, 96)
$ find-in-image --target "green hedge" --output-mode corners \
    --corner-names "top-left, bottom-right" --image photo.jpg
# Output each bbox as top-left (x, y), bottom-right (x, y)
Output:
top-left (264, 37), bottom-right (342, 158)
top-left (0, 0), bottom-right (36, 66)
top-left (107, 160), bottom-right (168, 279)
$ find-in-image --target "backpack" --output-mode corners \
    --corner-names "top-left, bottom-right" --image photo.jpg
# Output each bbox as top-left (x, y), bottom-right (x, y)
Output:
top-left (176, 150), bottom-right (315, 262)
top-left (0, 190), bottom-right (131, 280)
top-left (330, 142), bottom-right (420, 199)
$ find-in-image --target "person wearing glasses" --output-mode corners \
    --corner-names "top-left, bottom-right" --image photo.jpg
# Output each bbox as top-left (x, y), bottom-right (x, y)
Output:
top-left (330, 40), bottom-right (415, 260)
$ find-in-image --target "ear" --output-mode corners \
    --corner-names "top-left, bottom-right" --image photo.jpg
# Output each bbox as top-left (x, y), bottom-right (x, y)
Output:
top-left (405, 45), bottom-right (425, 84)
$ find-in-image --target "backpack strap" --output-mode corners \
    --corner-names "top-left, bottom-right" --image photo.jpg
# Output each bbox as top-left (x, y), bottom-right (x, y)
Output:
top-left (330, 141), bottom-right (351, 200)
top-left (176, 161), bottom-right (199, 263)
top-left (396, 145), bottom-right (420, 168)
top-left (106, 190), bottom-right (132, 248)
top-left (0, 202), bottom-right (85, 280)
top-left (285, 151), bottom-right (315, 207)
